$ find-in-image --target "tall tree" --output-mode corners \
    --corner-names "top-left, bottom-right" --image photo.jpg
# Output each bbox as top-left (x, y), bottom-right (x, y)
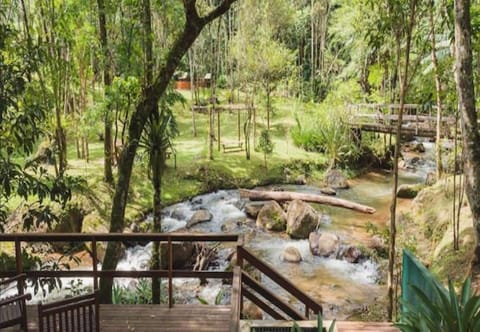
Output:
top-left (454, 0), bottom-right (480, 263)
top-left (429, 0), bottom-right (444, 180)
top-left (97, 0), bottom-right (114, 184)
top-left (387, 0), bottom-right (418, 321)
top-left (99, 0), bottom-right (238, 304)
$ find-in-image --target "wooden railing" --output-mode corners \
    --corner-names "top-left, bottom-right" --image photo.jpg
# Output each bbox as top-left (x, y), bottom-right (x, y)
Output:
top-left (0, 233), bottom-right (237, 308)
top-left (236, 244), bottom-right (323, 322)
top-left (1, 232), bottom-right (323, 330)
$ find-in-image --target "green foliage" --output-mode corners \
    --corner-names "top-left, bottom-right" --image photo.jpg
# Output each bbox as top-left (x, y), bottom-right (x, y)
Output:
top-left (291, 313), bottom-right (336, 332)
top-left (396, 277), bottom-right (480, 332)
top-left (291, 97), bottom-right (360, 169)
top-left (258, 130), bottom-right (274, 170)
top-left (112, 279), bottom-right (166, 304)
top-left (0, 7), bottom-right (82, 231)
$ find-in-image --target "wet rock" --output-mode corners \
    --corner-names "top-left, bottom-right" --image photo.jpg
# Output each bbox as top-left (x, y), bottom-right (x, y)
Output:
top-left (282, 246), bottom-right (302, 263)
top-left (414, 142), bottom-right (426, 153)
top-left (256, 201), bottom-right (287, 232)
top-left (286, 200), bottom-right (320, 239)
top-left (320, 187), bottom-right (336, 196)
top-left (397, 184), bottom-right (423, 199)
top-left (324, 169), bottom-right (349, 189)
top-left (338, 245), bottom-right (363, 263)
top-left (221, 219), bottom-right (239, 233)
top-left (309, 232), bottom-right (340, 257)
top-left (186, 209), bottom-right (212, 228)
top-left (171, 209), bottom-right (186, 220)
top-left (244, 202), bottom-right (266, 219)
top-left (294, 174), bottom-right (307, 185)
top-left (368, 236), bottom-right (388, 258)
top-left (160, 242), bottom-right (194, 269)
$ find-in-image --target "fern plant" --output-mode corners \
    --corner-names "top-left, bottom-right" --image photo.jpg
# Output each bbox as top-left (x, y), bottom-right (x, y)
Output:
top-left (396, 277), bottom-right (480, 332)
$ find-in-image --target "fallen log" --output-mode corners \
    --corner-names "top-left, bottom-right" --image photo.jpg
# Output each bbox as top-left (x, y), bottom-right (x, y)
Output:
top-left (239, 189), bottom-right (376, 214)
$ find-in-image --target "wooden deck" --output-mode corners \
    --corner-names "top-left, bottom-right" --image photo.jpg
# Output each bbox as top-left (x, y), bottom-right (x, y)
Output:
top-left (241, 320), bottom-right (399, 332)
top-left (5, 304), bottom-right (232, 332)
top-left (2, 305), bottom-right (401, 332)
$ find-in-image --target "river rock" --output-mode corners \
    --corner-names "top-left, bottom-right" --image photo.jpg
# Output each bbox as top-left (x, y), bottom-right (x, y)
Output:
top-left (221, 219), bottom-right (239, 233)
top-left (309, 232), bottom-right (340, 257)
top-left (294, 174), bottom-right (307, 185)
top-left (244, 202), bottom-right (266, 219)
top-left (397, 184), bottom-right (423, 199)
top-left (414, 142), bottom-right (426, 153)
top-left (286, 200), bottom-right (320, 239)
top-left (256, 201), bottom-right (287, 231)
top-left (282, 246), bottom-right (302, 263)
top-left (338, 245), bottom-right (363, 263)
top-left (324, 169), bottom-right (349, 189)
top-left (186, 209), bottom-right (212, 228)
top-left (320, 187), bottom-right (336, 196)
top-left (171, 208), bottom-right (186, 220)
top-left (160, 241), bottom-right (194, 269)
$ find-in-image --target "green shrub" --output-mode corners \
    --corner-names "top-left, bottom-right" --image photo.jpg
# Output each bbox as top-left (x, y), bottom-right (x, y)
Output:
top-left (396, 277), bottom-right (480, 332)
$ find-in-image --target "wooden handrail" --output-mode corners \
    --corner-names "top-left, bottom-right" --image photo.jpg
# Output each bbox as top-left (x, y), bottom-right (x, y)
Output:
top-left (0, 233), bottom-right (238, 309)
top-left (242, 287), bottom-right (286, 320)
top-left (242, 271), bottom-right (305, 320)
top-left (237, 246), bottom-right (323, 317)
top-left (0, 233), bottom-right (238, 242)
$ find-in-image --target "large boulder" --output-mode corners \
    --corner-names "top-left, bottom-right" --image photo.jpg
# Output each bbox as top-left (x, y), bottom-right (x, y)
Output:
top-left (397, 184), bottom-right (424, 199)
top-left (256, 201), bottom-right (287, 232)
top-left (160, 242), bottom-right (194, 269)
top-left (186, 209), bottom-right (212, 228)
top-left (324, 169), bottom-right (349, 189)
top-left (244, 202), bottom-right (266, 219)
top-left (286, 200), bottom-right (320, 239)
top-left (282, 246), bottom-right (302, 263)
top-left (309, 232), bottom-right (340, 257)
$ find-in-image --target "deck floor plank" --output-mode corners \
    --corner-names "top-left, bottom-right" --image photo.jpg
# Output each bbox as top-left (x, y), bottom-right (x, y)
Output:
top-left (4, 305), bottom-right (399, 332)
top-left (4, 304), bottom-right (231, 332)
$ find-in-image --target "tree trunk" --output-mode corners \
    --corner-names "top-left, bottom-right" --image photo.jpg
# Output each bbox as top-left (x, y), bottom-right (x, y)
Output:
top-left (100, 1), bottom-right (237, 303)
top-left (239, 189), bottom-right (375, 214)
top-left (388, 0), bottom-right (417, 321)
top-left (97, 0), bottom-right (114, 184)
top-left (429, 1), bottom-right (443, 180)
top-left (454, 0), bottom-right (480, 262)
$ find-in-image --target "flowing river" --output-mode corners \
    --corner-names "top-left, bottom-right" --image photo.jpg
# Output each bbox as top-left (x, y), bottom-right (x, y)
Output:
top-left (18, 141), bottom-right (435, 320)
top-left (117, 141), bottom-right (435, 319)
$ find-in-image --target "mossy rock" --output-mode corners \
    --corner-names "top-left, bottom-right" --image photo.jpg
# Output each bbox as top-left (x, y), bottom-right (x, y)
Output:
top-left (397, 184), bottom-right (424, 199)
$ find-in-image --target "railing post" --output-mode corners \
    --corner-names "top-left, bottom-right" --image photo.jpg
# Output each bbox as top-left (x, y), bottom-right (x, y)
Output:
top-left (14, 237), bottom-right (24, 295)
top-left (236, 234), bottom-right (244, 269)
top-left (168, 236), bottom-right (173, 308)
top-left (92, 237), bottom-right (98, 291)
top-left (305, 305), bottom-right (309, 319)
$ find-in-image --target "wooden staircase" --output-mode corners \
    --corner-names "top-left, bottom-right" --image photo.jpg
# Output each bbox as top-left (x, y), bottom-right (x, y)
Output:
top-left (230, 244), bottom-right (323, 331)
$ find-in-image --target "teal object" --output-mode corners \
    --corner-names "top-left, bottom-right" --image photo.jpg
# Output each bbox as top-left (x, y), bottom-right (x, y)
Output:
top-left (401, 249), bottom-right (447, 312)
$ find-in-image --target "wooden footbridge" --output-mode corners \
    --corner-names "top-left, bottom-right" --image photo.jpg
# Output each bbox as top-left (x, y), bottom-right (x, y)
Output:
top-left (348, 103), bottom-right (456, 139)
top-left (0, 233), bottom-right (398, 332)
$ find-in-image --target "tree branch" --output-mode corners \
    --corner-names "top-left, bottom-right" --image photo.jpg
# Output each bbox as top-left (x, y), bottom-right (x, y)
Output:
top-left (201, 0), bottom-right (236, 24)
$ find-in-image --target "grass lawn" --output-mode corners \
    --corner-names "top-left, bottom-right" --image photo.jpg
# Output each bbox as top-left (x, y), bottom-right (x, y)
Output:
top-left (17, 92), bottom-right (329, 231)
